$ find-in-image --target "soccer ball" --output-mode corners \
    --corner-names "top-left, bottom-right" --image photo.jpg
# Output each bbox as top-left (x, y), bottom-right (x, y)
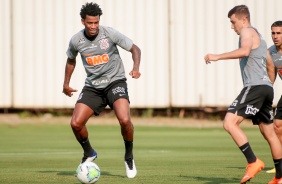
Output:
top-left (76, 162), bottom-right (100, 183)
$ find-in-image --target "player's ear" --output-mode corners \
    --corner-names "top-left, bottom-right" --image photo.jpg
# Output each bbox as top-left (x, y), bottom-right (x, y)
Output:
top-left (81, 19), bottom-right (85, 26)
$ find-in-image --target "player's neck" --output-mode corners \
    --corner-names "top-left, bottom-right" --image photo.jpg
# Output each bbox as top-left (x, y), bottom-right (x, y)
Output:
top-left (84, 30), bottom-right (99, 41)
top-left (276, 45), bottom-right (282, 53)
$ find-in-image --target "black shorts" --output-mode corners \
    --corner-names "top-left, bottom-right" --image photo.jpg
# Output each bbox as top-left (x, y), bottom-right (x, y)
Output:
top-left (227, 85), bottom-right (274, 125)
top-left (76, 80), bottom-right (129, 115)
top-left (275, 96), bottom-right (282, 119)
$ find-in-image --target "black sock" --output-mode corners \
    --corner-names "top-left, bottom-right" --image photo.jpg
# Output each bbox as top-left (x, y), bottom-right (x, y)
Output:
top-left (274, 158), bottom-right (282, 179)
top-left (79, 138), bottom-right (94, 156)
top-left (124, 140), bottom-right (133, 160)
top-left (239, 142), bottom-right (256, 163)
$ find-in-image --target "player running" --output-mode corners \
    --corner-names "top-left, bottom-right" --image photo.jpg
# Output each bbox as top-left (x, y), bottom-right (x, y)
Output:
top-left (204, 5), bottom-right (282, 184)
top-left (63, 2), bottom-right (141, 178)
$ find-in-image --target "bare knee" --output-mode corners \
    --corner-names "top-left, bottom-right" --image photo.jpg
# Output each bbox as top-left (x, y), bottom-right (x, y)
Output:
top-left (70, 118), bottom-right (84, 132)
top-left (274, 123), bottom-right (282, 136)
top-left (223, 120), bottom-right (231, 133)
top-left (118, 116), bottom-right (131, 127)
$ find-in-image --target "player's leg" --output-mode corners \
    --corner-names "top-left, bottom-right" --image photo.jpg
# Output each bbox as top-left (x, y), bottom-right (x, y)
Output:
top-left (274, 97), bottom-right (282, 144)
top-left (224, 112), bottom-right (259, 162)
top-left (113, 98), bottom-right (137, 178)
top-left (71, 103), bottom-right (97, 163)
top-left (267, 98), bottom-right (282, 174)
top-left (224, 86), bottom-right (266, 183)
top-left (113, 99), bottom-right (133, 142)
top-left (223, 112), bottom-right (247, 146)
top-left (275, 119), bottom-right (282, 145)
top-left (224, 112), bottom-right (264, 184)
top-left (266, 118), bottom-right (282, 174)
top-left (259, 122), bottom-right (282, 184)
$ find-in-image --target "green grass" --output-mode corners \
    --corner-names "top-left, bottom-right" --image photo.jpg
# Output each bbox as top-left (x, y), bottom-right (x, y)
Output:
top-left (0, 123), bottom-right (276, 184)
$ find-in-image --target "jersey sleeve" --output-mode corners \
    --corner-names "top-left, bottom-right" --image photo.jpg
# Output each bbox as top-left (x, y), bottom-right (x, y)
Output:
top-left (106, 27), bottom-right (133, 51)
top-left (66, 37), bottom-right (78, 59)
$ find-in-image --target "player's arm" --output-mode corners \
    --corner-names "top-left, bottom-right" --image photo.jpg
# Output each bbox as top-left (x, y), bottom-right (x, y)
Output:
top-left (129, 44), bottom-right (141, 79)
top-left (63, 58), bottom-right (78, 97)
top-left (204, 28), bottom-right (252, 63)
top-left (266, 50), bottom-right (276, 84)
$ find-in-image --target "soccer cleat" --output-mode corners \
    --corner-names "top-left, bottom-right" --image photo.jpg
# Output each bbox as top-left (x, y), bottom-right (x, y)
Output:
top-left (240, 158), bottom-right (264, 184)
top-left (124, 158), bottom-right (137, 178)
top-left (268, 177), bottom-right (282, 184)
top-left (81, 150), bottom-right (98, 163)
top-left (266, 168), bottom-right (276, 174)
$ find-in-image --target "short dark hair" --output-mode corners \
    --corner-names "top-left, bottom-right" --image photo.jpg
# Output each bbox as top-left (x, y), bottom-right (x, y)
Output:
top-left (271, 21), bottom-right (282, 28)
top-left (80, 2), bottom-right (103, 19)
top-left (228, 5), bottom-right (250, 22)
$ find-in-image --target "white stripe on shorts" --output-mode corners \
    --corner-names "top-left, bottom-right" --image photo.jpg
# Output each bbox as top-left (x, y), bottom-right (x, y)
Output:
top-left (240, 86), bottom-right (251, 104)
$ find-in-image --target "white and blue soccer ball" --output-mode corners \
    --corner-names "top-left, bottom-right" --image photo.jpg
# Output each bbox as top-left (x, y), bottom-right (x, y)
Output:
top-left (76, 162), bottom-right (100, 183)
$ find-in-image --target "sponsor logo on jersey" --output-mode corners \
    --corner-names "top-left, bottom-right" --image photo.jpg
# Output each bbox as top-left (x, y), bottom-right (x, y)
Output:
top-left (245, 105), bottom-right (259, 115)
top-left (92, 78), bottom-right (109, 86)
top-left (112, 86), bottom-right (126, 95)
top-left (99, 39), bottom-right (109, 50)
top-left (78, 38), bottom-right (85, 44)
top-left (85, 54), bottom-right (109, 66)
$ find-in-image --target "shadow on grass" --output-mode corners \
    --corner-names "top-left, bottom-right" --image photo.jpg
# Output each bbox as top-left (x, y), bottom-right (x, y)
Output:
top-left (38, 170), bottom-right (124, 178)
top-left (178, 175), bottom-right (238, 184)
top-left (192, 176), bottom-right (238, 184)
top-left (38, 170), bottom-right (75, 176)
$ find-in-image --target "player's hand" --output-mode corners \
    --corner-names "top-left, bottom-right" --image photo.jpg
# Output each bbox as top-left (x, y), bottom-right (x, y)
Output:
top-left (204, 54), bottom-right (219, 64)
top-left (62, 86), bottom-right (77, 97)
top-left (129, 70), bottom-right (141, 79)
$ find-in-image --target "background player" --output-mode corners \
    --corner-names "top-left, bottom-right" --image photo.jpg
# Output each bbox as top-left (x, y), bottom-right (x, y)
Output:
top-left (204, 5), bottom-right (282, 184)
top-left (266, 21), bottom-right (282, 175)
top-left (62, 2), bottom-right (141, 178)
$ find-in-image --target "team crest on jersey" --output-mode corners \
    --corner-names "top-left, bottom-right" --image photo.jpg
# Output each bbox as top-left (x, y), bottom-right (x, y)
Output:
top-left (99, 39), bottom-right (109, 50)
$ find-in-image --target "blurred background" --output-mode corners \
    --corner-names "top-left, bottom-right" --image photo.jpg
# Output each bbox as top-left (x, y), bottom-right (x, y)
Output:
top-left (1, 0), bottom-right (282, 117)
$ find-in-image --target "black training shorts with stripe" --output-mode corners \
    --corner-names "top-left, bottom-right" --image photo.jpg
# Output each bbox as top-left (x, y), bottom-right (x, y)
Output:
top-left (227, 85), bottom-right (274, 125)
top-left (275, 96), bottom-right (282, 120)
top-left (76, 80), bottom-right (129, 116)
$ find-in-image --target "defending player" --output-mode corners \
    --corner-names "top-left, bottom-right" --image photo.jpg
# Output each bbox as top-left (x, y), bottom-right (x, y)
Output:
top-left (62, 2), bottom-right (141, 178)
top-left (266, 21), bottom-right (282, 176)
top-left (204, 5), bottom-right (282, 184)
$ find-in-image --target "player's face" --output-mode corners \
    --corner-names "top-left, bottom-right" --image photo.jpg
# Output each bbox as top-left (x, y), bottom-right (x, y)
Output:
top-left (229, 14), bottom-right (244, 35)
top-left (81, 15), bottom-right (100, 37)
top-left (271, 26), bottom-right (282, 47)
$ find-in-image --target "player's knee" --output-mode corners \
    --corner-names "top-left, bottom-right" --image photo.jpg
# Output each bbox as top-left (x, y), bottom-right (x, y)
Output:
top-left (118, 116), bottom-right (131, 127)
top-left (223, 121), bottom-right (230, 132)
top-left (274, 123), bottom-right (282, 136)
top-left (70, 119), bottom-right (83, 131)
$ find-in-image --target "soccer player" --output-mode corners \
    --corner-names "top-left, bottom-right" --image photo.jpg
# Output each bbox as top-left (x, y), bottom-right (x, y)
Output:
top-left (62, 2), bottom-right (141, 178)
top-left (204, 5), bottom-right (282, 184)
top-left (266, 21), bottom-right (282, 175)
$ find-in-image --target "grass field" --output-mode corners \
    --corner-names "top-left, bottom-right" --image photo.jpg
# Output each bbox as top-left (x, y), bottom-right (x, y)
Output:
top-left (0, 119), bottom-right (277, 184)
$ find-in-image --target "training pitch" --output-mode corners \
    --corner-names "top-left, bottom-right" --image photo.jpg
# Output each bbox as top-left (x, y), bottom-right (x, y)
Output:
top-left (0, 116), bottom-right (276, 184)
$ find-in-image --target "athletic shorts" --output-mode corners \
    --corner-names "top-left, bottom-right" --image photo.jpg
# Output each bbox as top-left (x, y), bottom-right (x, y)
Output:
top-left (275, 96), bottom-right (282, 119)
top-left (76, 80), bottom-right (129, 115)
top-left (227, 85), bottom-right (274, 125)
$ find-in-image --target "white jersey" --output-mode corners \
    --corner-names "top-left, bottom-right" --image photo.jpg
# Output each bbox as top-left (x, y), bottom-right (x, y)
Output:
top-left (67, 26), bottom-right (133, 89)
